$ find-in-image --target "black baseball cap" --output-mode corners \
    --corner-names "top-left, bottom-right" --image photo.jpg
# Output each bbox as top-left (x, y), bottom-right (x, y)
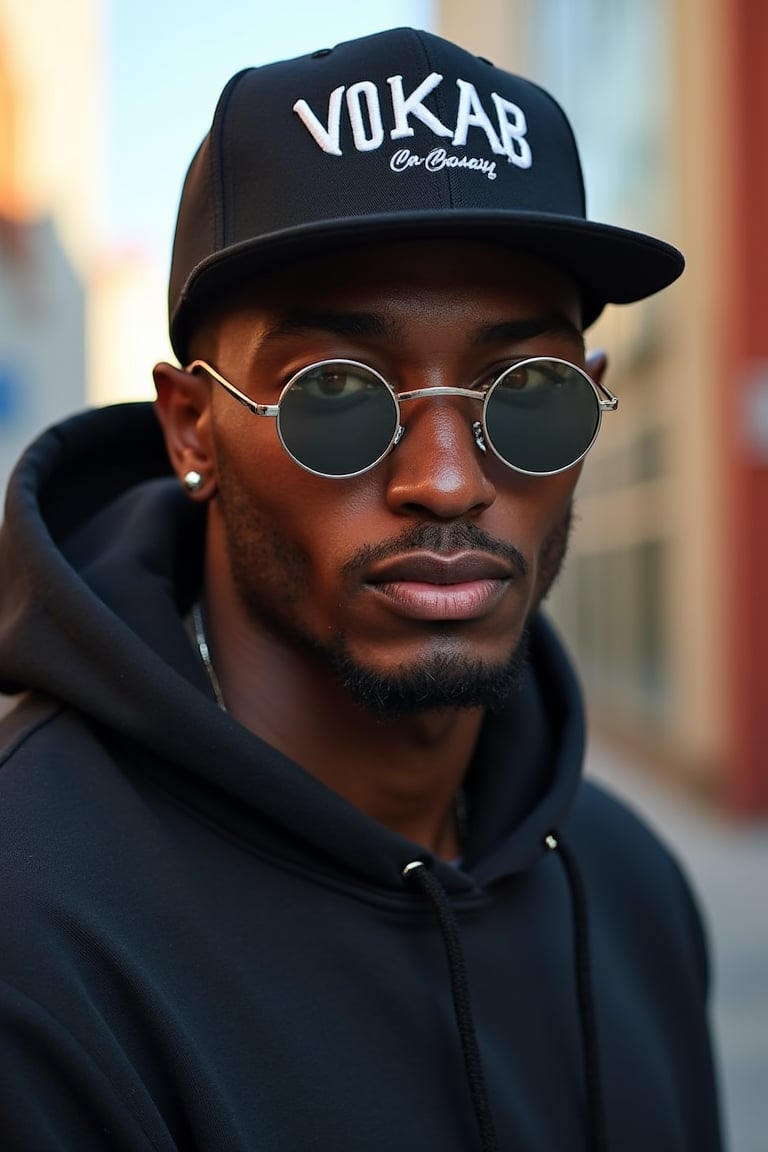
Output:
top-left (168, 26), bottom-right (684, 361)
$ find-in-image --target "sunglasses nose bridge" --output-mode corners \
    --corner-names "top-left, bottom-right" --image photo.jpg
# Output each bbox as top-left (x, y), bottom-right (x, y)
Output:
top-left (396, 385), bottom-right (484, 406)
top-left (392, 389), bottom-right (492, 473)
top-left (395, 386), bottom-right (485, 432)
top-left (395, 388), bottom-right (487, 448)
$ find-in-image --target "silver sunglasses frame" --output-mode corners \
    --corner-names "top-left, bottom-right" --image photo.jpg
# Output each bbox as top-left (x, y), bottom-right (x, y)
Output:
top-left (186, 356), bottom-right (618, 479)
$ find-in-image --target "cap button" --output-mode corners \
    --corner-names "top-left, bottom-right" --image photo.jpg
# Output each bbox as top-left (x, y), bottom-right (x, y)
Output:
top-left (311, 47), bottom-right (333, 58)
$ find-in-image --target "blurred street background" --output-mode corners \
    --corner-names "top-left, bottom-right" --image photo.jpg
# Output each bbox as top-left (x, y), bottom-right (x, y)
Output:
top-left (1, 1), bottom-right (766, 1148)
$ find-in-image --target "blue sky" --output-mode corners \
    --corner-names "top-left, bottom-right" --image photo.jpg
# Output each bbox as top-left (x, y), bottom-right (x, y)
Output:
top-left (105, 0), bottom-right (434, 265)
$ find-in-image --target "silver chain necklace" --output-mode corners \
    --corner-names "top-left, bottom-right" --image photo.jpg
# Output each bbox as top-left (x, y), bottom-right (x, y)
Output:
top-left (192, 602), bottom-right (227, 710)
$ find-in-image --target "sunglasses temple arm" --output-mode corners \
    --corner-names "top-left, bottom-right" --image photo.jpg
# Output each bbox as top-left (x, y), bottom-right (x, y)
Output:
top-left (186, 360), bottom-right (279, 418)
top-left (595, 379), bottom-right (619, 412)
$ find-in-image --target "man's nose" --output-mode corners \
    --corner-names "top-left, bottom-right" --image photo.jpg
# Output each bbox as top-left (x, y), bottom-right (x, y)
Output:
top-left (384, 397), bottom-right (497, 520)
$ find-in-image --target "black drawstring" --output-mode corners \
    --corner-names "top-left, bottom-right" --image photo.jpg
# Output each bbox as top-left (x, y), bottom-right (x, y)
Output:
top-left (403, 861), bottom-right (500, 1152)
top-left (405, 840), bottom-right (608, 1152)
top-left (552, 835), bottom-right (608, 1152)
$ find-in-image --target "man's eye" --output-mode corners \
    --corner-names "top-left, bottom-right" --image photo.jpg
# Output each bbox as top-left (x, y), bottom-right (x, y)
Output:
top-left (475, 364), bottom-right (537, 391)
top-left (501, 365), bottom-right (532, 391)
top-left (299, 366), bottom-right (374, 399)
top-left (473, 366), bottom-right (514, 392)
top-left (497, 363), bottom-right (566, 392)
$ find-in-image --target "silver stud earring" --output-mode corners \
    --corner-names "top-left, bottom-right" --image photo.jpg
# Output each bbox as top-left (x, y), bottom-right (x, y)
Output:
top-left (183, 469), bottom-right (204, 492)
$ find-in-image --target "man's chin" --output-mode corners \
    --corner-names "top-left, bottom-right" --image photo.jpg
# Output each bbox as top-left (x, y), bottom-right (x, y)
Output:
top-left (329, 633), bottom-right (531, 719)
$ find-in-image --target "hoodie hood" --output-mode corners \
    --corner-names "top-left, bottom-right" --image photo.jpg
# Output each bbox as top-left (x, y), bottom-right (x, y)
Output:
top-left (0, 402), bottom-right (586, 891)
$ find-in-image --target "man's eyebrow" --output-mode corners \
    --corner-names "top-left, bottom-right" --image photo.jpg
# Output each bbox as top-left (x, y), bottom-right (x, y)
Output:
top-left (260, 309), bottom-right (401, 344)
top-left (257, 309), bottom-right (583, 348)
top-left (476, 315), bottom-right (584, 347)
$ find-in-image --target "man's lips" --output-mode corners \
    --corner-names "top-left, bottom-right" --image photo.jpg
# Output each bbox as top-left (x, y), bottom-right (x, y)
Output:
top-left (365, 551), bottom-right (518, 585)
top-left (364, 551), bottom-right (520, 621)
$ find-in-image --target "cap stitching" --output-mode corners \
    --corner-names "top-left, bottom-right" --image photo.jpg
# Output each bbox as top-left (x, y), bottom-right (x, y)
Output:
top-left (409, 30), bottom-right (454, 211)
top-left (522, 76), bottom-right (587, 217)
top-left (210, 69), bottom-right (253, 251)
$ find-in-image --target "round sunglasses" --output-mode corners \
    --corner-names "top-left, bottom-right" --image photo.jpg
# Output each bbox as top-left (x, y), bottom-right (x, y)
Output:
top-left (186, 356), bottom-right (617, 479)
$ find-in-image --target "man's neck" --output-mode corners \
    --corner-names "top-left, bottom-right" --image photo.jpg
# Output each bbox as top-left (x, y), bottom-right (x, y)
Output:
top-left (196, 589), bottom-right (483, 860)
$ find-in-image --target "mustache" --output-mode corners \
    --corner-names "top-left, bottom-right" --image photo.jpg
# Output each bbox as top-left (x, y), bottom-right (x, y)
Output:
top-left (343, 522), bottom-right (528, 579)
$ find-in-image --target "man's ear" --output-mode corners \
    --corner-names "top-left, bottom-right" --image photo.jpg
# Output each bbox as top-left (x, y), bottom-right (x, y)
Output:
top-left (153, 362), bottom-right (218, 501)
top-left (586, 349), bottom-right (608, 386)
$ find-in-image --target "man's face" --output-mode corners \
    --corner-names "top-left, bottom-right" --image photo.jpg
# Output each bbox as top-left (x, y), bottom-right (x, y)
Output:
top-left (199, 240), bottom-right (590, 716)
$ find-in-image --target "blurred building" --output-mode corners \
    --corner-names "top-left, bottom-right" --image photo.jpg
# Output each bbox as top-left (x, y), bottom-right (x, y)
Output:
top-left (0, 0), bottom-right (168, 500)
top-left (89, 247), bottom-right (170, 408)
top-left (437, 0), bottom-right (768, 815)
top-left (0, 0), bottom-right (100, 492)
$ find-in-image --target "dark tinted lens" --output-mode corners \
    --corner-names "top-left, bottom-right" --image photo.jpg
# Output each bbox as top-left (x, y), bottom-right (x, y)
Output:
top-left (277, 363), bottom-right (399, 476)
top-left (484, 359), bottom-right (599, 474)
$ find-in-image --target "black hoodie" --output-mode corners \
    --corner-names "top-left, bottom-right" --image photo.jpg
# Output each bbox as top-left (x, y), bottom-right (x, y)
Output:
top-left (0, 402), bottom-right (722, 1150)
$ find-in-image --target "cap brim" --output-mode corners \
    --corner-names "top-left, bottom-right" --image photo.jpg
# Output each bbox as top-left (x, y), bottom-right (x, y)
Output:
top-left (170, 210), bottom-right (684, 360)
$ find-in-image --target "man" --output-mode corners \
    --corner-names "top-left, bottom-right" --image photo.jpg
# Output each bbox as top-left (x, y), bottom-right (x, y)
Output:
top-left (0, 27), bottom-right (721, 1151)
